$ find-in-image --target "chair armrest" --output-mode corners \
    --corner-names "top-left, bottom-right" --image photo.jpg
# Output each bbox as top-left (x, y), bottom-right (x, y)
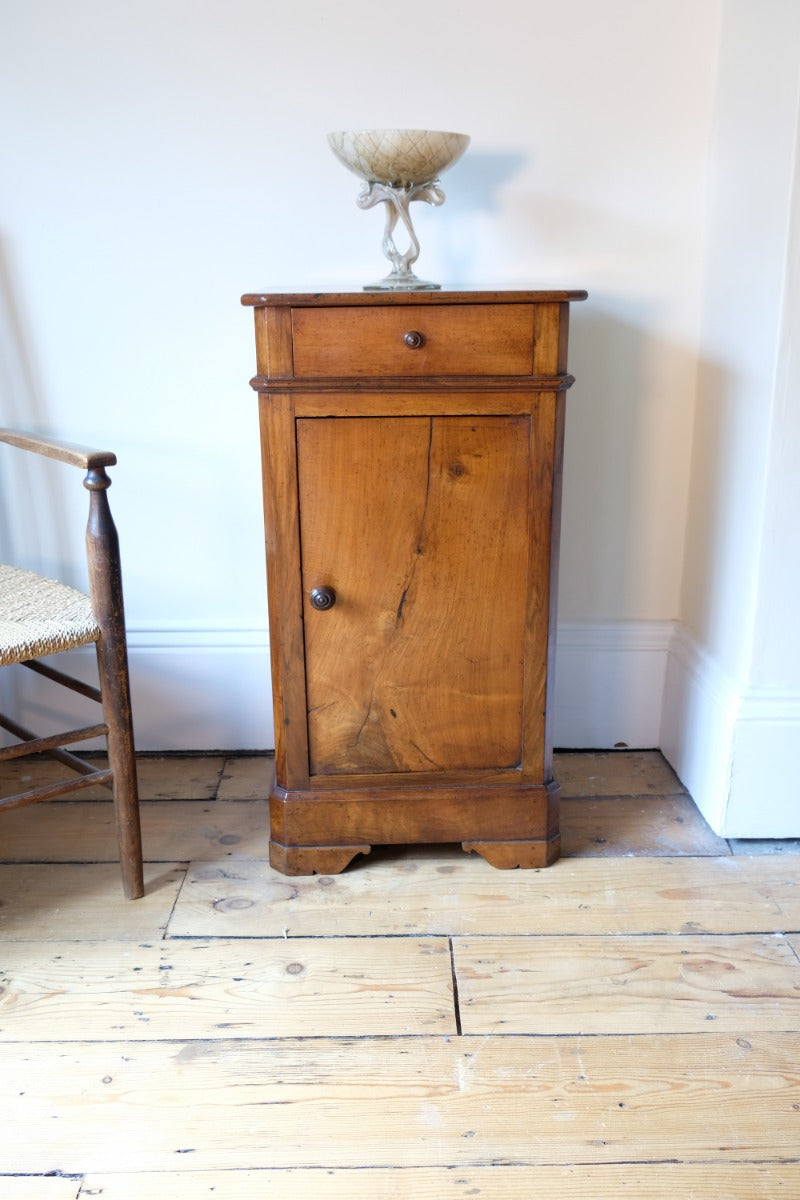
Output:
top-left (0, 428), bottom-right (117, 470)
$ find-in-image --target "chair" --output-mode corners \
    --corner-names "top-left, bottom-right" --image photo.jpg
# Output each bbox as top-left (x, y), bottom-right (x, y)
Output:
top-left (0, 429), bottom-right (143, 899)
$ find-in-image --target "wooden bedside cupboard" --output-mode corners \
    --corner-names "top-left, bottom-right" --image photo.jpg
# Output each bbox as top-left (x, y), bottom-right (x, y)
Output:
top-left (241, 288), bottom-right (587, 875)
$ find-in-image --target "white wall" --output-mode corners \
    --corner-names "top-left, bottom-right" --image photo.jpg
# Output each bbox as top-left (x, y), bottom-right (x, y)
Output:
top-left (679, 0), bottom-right (800, 683)
top-left (661, 0), bottom-right (800, 836)
top-left (1, 4), bottom-right (723, 753)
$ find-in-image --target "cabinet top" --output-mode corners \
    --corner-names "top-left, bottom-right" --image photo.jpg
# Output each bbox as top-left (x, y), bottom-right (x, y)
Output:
top-left (241, 287), bottom-right (588, 308)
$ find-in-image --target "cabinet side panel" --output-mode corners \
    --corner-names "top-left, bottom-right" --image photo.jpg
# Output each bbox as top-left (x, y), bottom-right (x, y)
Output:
top-left (259, 392), bottom-right (309, 786)
top-left (521, 394), bottom-right (558, 780)
top-left (533, 303), bottom-right (570, 375)
top-left (254, 307), bottom-right (294, 379)
top-left (544, 389), bottom-right (567, 776)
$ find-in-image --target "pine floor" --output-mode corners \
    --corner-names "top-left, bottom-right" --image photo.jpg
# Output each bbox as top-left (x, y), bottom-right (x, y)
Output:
top-left (1, 750), bottom-right (799, 1199)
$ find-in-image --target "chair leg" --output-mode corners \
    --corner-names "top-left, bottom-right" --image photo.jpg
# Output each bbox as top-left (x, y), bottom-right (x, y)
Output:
top-left (95, 636), bottom-right (144, 899)
top-left (85, 463), bottom-right (144, 899)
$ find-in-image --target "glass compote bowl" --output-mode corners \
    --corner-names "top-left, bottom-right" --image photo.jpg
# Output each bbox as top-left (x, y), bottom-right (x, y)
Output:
top-left (327, 129), bottom-right (470, 290)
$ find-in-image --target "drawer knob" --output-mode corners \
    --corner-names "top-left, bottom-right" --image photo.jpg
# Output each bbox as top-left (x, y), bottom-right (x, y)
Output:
top-left (403, 330), bottom-right (425, 350)
top-left (310, 586), bottom-right (337, 611)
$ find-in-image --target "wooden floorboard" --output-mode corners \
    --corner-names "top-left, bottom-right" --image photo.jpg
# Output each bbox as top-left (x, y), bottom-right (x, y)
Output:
top-left (0, 1182), bottom-right (81, 1200)
top-left (554, 750), bottom-right (685, 797)
top-left (0, 864), bottom-right (185, 940)
top-left (0, 750), bottom-right (798, 1195)
top-left (3, 1034), bottom-right (799, 1174)
top-left (0, 937), bottom-right (455, 1040)
top-left (0, 799), bottom-right (269, 862)
top-left (453, 933), bottom-right (800, 1034)
top-left (169, 853), bottom-right (800, 938)
top-left (79, 1164), bottom-right (800, 1199)
top-left (560, 793), bottom-right (730, 856)
top-left (0, 755), bottom-right (229, 801)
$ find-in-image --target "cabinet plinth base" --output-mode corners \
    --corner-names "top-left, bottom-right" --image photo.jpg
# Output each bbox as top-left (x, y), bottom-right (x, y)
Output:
top-left (267, 778), bottom-right (560, 876)
top-left (269, 841), bottom-right (371, 876)
top-left (462, 836), bottom-right (561, 869)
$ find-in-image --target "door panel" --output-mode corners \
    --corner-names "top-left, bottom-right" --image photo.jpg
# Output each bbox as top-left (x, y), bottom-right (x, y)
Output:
top-left (297, 415), bottom-right (530, 775)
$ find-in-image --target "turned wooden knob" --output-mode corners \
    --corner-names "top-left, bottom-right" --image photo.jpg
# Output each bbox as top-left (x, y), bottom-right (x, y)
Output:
top-left (310, 586), bottom-right (336, 611)
top-left (403, 330), bottom-right (425, 349)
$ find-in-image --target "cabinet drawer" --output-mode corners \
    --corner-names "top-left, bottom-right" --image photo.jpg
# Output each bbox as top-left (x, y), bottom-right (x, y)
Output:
top-left (290, 304), bottom-right (535, 378)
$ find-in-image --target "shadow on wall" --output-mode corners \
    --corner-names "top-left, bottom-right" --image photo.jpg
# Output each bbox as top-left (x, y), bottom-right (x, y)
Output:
top-left (565, 302), bottom-right (724, 624)
top-left (444, 151), bottom-right (529, 212)
top-left (679, 357), bottom-right (741, 655)
top-left (429, 151), bottom-right (529, 282)
top-left (0, 234), bottom-right (79, 582)
top-left (559, 306), bottom-right (649, 618)
top-left (554, 305), bottom-right (735, 753)
top-left (0, 235), bottom-right (97, 742)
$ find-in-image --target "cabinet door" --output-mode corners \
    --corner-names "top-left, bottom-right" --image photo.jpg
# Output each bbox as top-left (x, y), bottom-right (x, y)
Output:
top-left (297, 415), bottom-right (532, 777)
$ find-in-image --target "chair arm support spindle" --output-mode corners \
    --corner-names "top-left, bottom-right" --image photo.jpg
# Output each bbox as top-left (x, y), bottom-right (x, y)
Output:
top-left (84, 466), bottom-right (134, 728)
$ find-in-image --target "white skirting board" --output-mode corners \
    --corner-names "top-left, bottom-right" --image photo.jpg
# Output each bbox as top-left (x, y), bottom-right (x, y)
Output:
top-left (4, 620), bottom-right (797, 837)
top-left (0, 629), bottom-right (273, 755)
top-left (660, 625), bottom-right (800, 837)
top-left (552, 621), bottom-right (672, 750)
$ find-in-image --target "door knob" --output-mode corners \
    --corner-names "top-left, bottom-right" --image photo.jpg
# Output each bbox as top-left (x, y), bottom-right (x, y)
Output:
top-left (310, 586), bottom-right (337, 611)
top-left (403, 330), bottom-right (425, 349)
